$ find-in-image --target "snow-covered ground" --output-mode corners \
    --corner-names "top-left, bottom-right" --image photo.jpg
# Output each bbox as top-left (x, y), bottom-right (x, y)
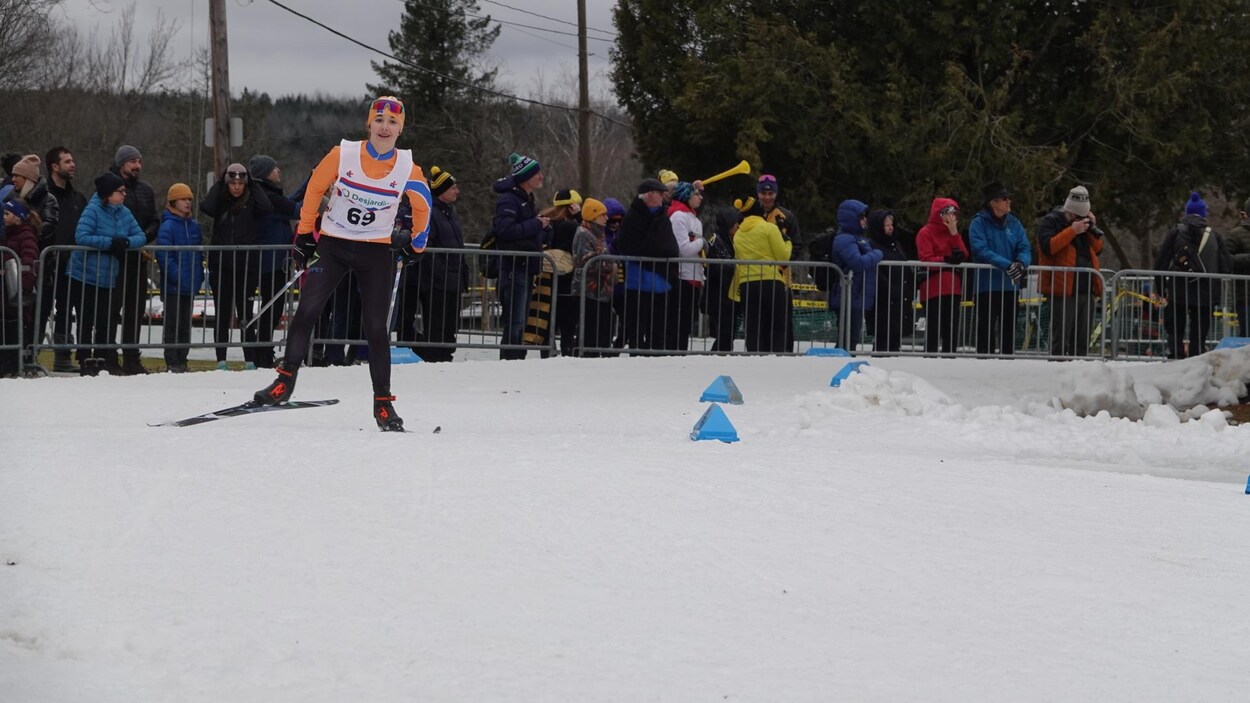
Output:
top-left (4, 352), bottom-right (1250, 701)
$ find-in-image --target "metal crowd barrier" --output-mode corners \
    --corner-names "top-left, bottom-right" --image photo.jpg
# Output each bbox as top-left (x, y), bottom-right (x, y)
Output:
top-left (1, 245), bottom-right (26, 376)
top-left (1106, 269), bottom-right (1250, 360)
top-left (10, 243), bottom-right (1250, 376)
top-left (839, 262), bottom-right (1113, 359)
top-left (571, 255), bottom-right (849, 356)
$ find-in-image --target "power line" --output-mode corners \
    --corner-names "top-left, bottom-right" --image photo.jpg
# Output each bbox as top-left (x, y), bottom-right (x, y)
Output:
top-left (479, 0), bottom-right (618, 38)
top-left (260, 0), bottom-right (629, 128)
top-left (400, 0), bottom-right (616, 44)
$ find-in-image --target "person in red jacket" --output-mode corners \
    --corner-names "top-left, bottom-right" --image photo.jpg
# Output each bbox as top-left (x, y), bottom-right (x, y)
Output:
top-left (1, 199), bottom-right (40, 376)
top-left (915, 197), bottom-right (968, 354)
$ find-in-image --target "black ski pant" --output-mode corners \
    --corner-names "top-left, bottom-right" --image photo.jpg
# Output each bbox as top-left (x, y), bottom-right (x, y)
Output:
top-left (283, 236), bottom-right (397, 394)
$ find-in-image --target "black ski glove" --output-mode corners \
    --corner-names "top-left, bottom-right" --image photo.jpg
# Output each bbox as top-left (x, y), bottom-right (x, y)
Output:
top-left (108, 238), bottom-right (129, 256)
top-left (391, 215), bottom-right (421, 264)
top-left (944, 249), bottom-right (966, 265)
top-left (292, 233), bottom-right (317, 268)
top-left (1007, 260), bottom-right (1027, 287)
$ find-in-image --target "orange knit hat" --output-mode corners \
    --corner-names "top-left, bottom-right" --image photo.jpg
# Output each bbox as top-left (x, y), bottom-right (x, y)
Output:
top-left (367, 95), bottom-right (405, 130)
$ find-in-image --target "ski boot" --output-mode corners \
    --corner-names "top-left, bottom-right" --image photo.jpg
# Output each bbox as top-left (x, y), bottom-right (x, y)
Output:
top-left (374, 394), bottom-right (404, 432)
top-left (253, 362), bottom-right (298, 406)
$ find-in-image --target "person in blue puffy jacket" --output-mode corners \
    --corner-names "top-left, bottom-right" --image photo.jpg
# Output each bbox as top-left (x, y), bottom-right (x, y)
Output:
top-left (155, 183), bottom-right (204, 372)
top-left (68, 172), bottom-right (148, 375)
top-left (969, 181), bottom-right (1031, 355)
top-left (829, 198), bottom-right (884, 351)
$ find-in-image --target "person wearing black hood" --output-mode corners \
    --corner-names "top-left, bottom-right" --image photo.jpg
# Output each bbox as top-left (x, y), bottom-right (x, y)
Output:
top-left (109, 145), bottom-right (158, 375)
top-left (705, 207), bottom-right (741, 352)
top-left (200, 162), bottom-right (274, 369)
top-left (1153, 192), bottom-right (1232, 358)
top-left (865, 209), bottom-right (915, 353)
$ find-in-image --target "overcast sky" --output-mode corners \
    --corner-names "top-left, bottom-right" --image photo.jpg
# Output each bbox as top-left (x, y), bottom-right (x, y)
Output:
top-left (55, 0), bottom-right (618, 102)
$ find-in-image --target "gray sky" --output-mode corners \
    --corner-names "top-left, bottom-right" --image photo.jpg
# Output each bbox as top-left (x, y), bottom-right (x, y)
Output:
top-left (55, 0), bottom-right (618, 102)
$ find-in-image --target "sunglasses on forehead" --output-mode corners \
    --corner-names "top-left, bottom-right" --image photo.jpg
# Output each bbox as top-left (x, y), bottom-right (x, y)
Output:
top-left (371, 98), bottom-right (404, 115)
top-left (225, 170), bottom-right (247, 181)
top-left (939, 205), bottom-right (958, 216)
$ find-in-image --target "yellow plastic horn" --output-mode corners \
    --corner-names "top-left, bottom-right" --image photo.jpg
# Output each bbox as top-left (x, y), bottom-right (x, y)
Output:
top-left (699, 160), bottom-right (751, 186)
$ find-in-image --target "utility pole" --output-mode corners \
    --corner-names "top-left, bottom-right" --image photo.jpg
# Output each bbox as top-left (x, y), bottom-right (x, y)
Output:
top-left (209, 0), bottom-right (231, 176)
top-left (577, 0), bottom-right (591, 195)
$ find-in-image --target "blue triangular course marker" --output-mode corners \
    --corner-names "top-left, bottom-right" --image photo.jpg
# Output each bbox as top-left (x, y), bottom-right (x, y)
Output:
top-left (1245, 474), bottom-right (1250, 495)
top-left (830, 360), bottom-right (869, 387)
top-left (1216, 337), bottom-right (1250, 350)
top-left (700, 375), bottom-right (744, 404)
top-left (691, 403), bottom-right (739, 443)
top-left (390, 347), bottom-right (423, 364)
top-left (806, 347), bottom-right (852, 357)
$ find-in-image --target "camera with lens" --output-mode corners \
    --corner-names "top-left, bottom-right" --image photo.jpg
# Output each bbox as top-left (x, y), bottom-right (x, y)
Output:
top-left (1078, 216), bottom-right (1104, 237)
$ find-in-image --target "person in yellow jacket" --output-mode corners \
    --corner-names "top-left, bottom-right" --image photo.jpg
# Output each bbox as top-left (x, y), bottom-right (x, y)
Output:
top-left (253, 96), bottom-right (432, 431)
top-left (731, 198), bottom-right (792, 352)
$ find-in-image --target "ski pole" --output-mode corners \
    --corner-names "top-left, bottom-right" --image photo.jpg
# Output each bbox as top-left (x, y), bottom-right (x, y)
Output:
top-left (245, 256), bottom-right (314, 330)
top-left (386, 258), bottom-right (405, 332)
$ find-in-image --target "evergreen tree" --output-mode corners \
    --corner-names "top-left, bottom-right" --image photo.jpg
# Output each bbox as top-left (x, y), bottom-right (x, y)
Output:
top-left (368, 0), bottom-right (501, 114)
top-left (612, 0), bottom-right (1250, 264)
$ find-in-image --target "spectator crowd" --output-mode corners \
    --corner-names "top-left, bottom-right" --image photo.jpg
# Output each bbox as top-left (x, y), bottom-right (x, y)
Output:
top-left (3, 141), bottom-right (1250, 378)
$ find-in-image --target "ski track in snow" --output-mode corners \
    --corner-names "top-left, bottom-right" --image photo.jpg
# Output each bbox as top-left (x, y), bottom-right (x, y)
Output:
top-left (3, 353), bottom-right (1250, 701)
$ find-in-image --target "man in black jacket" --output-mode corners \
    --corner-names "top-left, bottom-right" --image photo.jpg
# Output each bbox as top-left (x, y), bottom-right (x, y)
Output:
top-left (110, 145), bottom-right (158, 374)
top-left (45, 147), bottom-right (86, 372)
top-left (401, 165), bottom-right (468, 362)
top-left (616, 178), bottom-right (679, 351)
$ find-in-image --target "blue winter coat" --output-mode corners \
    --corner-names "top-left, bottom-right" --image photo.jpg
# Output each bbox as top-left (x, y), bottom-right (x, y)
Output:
top-left (828, 199), bottom-right (883, 310)
top-left (969, 208), bottom-right (1031, 292)
top-left (155, 209), bottom-right (205, 296)
top-left (68, 193), bottom-right (148, 288)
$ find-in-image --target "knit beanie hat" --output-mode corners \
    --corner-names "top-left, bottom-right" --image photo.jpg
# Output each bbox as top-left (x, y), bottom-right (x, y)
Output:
top-left (604, 197), bottom-right (625, 220)
top-left (1185, 191), bottom-right (1208, 218)
top-left (114, 145), bottom-right (141, 168)
top-left (658, 169), bottom-right (679, 186)
top-left (756, 174), bottom-right (778, 194)
top-left (553, 189), bottom-right (582, 208)
top-left (580, 198), bottom-right (607, 223)
top-left (366, 95), bottom-right (405, 130)
top-left (429, 166), bottom-right (456, 197)
top-left (10, 154), bottom-right (40, 182)
top-left (509, 152), bottom-right (541, 185)
top-left (1063, 185), bottom-right (1091, 218)
top-left (3, 199), bottom-right (29, 220)
top-left (672, 181), bottom-right (696, 204)
top-left (94, 172), bottom-right (126, 199)
top-left (167, 183), bottom-right (193, 203)
top-left (248, 155), bottom-right (277, 181)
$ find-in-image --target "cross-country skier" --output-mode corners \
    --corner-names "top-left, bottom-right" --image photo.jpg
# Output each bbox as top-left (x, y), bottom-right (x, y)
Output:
top-left (252, 96), bottom-right (432, 431)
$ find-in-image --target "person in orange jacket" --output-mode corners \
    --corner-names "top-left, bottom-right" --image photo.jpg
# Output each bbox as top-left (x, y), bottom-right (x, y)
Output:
top-left (252, 96), bottom-right (432, 431)
top-left (1037, 185), bottom-right (1103, 357)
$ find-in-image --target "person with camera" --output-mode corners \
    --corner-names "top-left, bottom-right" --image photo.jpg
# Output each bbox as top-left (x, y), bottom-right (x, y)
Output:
top-left (1153, 192), bottom-right (1232, 359)
top-left (1037, 185), bottom-right (1104, 357)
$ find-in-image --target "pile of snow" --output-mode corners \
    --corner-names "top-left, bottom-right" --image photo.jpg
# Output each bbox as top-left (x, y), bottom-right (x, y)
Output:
top-left (1056, 348), bottom-right (1250, 420)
